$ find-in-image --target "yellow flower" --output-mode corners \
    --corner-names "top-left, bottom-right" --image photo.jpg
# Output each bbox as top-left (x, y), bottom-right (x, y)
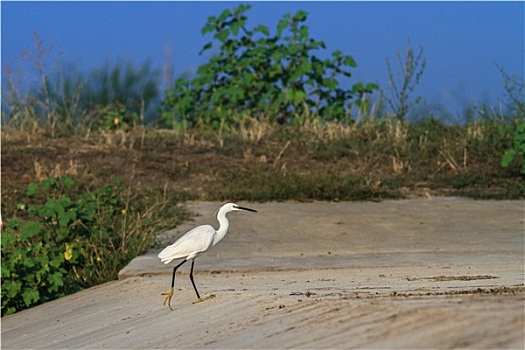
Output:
top-left (64, 243), bottom-right (73, 261)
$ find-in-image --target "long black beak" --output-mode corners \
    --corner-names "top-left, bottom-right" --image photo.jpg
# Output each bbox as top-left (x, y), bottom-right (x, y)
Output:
top-left (236, 205), bottom-right (257, 213)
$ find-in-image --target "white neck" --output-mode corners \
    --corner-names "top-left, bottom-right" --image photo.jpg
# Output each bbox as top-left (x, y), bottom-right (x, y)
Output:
top-left (213, 207), bottom-right (230, 246)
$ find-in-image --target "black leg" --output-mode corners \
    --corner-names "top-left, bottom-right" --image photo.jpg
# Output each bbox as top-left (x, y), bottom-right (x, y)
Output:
top-left (189, 259), bottom-right (201, 299)
top-left (162, 259), bottom-right (188, 310)
top-left (171, 259), bottom-right (187, 289)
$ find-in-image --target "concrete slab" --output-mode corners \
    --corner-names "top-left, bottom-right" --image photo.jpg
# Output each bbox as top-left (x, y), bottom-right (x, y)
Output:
top-left (122, 198), bottom-right (524, 275)
top-left (2, 198), bottom-right (524, 349)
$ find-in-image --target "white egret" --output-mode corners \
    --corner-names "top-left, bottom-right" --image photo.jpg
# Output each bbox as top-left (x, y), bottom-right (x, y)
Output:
top-left (158, 202), bottom-right (257, 310)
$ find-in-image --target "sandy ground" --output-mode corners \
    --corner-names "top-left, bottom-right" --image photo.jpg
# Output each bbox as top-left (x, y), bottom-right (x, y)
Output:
top-left (2, 198), bottom-right (524, 349)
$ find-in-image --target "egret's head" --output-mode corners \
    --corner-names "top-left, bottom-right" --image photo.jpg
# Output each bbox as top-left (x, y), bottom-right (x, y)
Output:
top-left (218, 203), bottom-right (257, 216)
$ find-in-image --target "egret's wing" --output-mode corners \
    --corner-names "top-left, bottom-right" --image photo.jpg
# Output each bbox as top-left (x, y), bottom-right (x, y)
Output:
top-left (158, 225), bottom-right (216, 264)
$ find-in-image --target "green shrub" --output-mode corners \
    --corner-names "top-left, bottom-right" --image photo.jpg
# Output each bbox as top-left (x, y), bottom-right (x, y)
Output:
top-left (1, 176), bottom-right (156, 316)
top-left (160, 4), bottom-right (378, 129)
top-left (501, 121), bottom-right (525, 175)
top-left (97, 102), bottom-right (138, 131)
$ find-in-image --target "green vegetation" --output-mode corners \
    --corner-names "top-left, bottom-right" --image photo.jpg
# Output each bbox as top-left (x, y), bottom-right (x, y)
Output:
top-left (3, 33), bottom-right (160, 138)
top-left (1, 176), bottom-right (184, 316)
top-left (160, 5), bottom-right (377, 129)
top-left (501, 121), bottom-right (525, 175)
top-left (1, 4), bottom-right (523, 316)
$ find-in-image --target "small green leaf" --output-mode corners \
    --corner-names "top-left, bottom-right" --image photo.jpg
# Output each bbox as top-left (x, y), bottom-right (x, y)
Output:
top-left (295, 10), bottom-right (308, 22)
top-left (1, 231), bottom-right (15, 247)
top-left (293, 90), bottom-right (307, 105)
top-left (5, 218), bottom-right (21, 230)
top-left (59, 195), bottom-right (73, 208)
top-left (299, 26), bottom-right (309, 40)
top-left (22, 289), bottom-right (40, 307)
top-left (501, 149), bottom-right (516, 168)
top-left (230, 21), bottom-right (240, 36)
top-left (3, 280), bottom-right (22, 298)
top-left (214, 29), bottom-right (230, 43)
top-left (61, 176), bottom-right (74, 187)
top-left (218, 8), bottom-right (231, 22)
top-left (41, 178), bottom-right (56, 191)
top-left (332, 50), bottom-right (342, 59)
top-left (49, 254), bottom-right (64, 269)
top-left (59, 210), bottom-right (77, 227)
top-left (46, 198), bottom-right (63, 213)
top-left (233, 4), bottom-right (251, 15)
top-left (277, 19), bottom-right (289, 37)
top-left (48, 272), bottom-right (64, 292)
top-left (255, 25), bottom-right (270, 36)
top-left (26, 182), bottom-right (38, 196)
top-left (366, 83), bottom-right (379, 91)
top-left (21, 222), bottom-right (42, 240)
top-left (24, 258), bottom-right (35, 269)
top-left (202, 23), bottom-right (215, 36)
top-left (344, 55), bottom-right (357, 67)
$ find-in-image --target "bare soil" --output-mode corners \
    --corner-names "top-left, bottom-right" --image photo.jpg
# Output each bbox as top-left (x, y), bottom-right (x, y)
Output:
top-left (3, 130), bottom-right (522, 217)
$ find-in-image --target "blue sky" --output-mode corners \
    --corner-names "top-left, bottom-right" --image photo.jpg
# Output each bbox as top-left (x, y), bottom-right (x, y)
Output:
top-left (2, 1), bottom-right (524, 117)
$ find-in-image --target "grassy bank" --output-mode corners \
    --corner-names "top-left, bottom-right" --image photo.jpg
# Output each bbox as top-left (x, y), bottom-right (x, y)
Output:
top-left (3, 116), bottom-right (522, 207)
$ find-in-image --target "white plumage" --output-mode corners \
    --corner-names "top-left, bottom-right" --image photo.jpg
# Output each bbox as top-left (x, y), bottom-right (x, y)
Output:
top-left (158, 225), bottom-right (216, 263)
top-left (158, 202), bottom-right (257, 310)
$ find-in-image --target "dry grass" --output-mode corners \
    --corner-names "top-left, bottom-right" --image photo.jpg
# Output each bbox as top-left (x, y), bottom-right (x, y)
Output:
top-left (2, 115), bottom-right (522, 216)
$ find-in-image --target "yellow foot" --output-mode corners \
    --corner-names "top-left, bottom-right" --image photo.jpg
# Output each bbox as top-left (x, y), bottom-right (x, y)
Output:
top-left (193, 294), bottom-right (216, 304)
top-left (161, 288), bottom-right (174, 311)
